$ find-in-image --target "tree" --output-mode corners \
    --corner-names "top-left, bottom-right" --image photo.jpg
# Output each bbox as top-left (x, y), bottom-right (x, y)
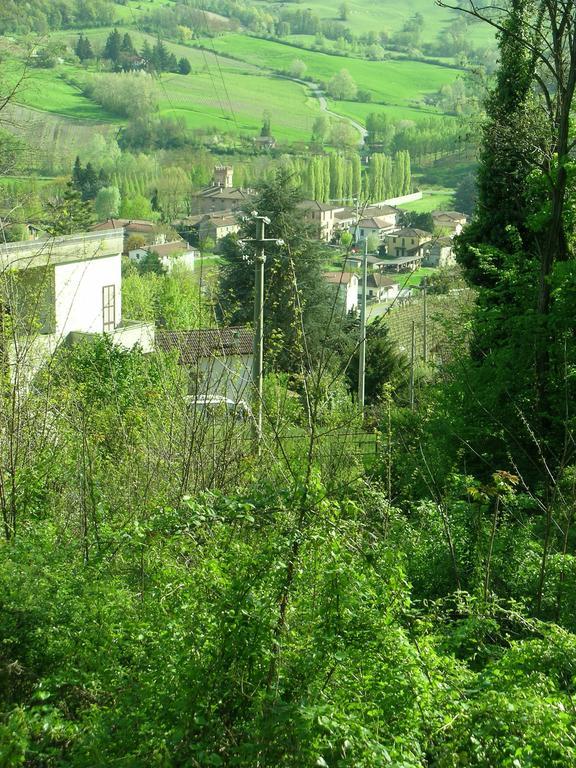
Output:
top-left (102, 28), bottom-right (122, 65)
top-left (119, 193), bottom-right (156, 221)
top-left (453, 173), bottom-right (477, 216)
top-left (327, 69), bottom-right (357, 101)
top-left (439, 0), bottom-right (576, 479)
top-left (94, 186), bottom-right (121, 220)
top-left (329, 121), bottom-right (358, 149)
top-left (260, 112), bottom-right (271, 137)
top-left (346, 316), bottom-right (407, 403)
top-left (75, 34), bottom-right (94, 62)
top-left (311, 115), bottom-right (329, 144)
top-left (289, 58), bottom-right (307, 79)
top-left (44, 183), bottom-right (93, 235)
top-left (339, 2), bottom-right (349, 21)
top-left (178, 57), bottom-right (191, 75)
top-left (218, 172), bottom-right (340, 372)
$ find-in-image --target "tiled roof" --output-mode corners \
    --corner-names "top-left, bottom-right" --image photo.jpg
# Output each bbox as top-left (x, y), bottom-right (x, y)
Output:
top-left (156, 327), bottom-right (253, 363)
top-left (146, 241), bottom-right (193, 257)
top-left (389, 228), bottom-right (432, 238)
top-left (367, 273), bottom-right (398, 288)
top-left (198, 186), bottom-right (254, 200)
top-left (90, 218), bottom-right (156, 233)
top-left (298, 200), bottom-right (345, 212)
top-left (324, 271), bottom-right (356, 285)
top-left (432, 210), bottom-right (467, 221)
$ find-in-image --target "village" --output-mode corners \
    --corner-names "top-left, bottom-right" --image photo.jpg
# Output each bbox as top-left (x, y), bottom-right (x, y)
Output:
top-left (1, 164), bottom-right (468, 407)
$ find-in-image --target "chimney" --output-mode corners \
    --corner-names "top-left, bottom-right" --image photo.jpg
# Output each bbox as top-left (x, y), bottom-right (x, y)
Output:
top-left (213, 165), bottom-right (233, 189)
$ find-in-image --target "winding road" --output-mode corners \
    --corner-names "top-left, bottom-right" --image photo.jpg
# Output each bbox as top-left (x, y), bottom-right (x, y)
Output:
top-left (280, 75), bottom-right (368, 144)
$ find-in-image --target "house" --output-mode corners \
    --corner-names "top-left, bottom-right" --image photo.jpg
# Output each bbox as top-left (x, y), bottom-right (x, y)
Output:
top-left (346, 253), bottom-right (386, 272)
top-left (129, 240), bottom-right (198, 272)
top-left (0, 230), bottom-right (155, 385)
top-left (361, 273), bottom-right (400, 302)
top-left (357, 215), bottom-right (397, 246)
top-left (190, 166), bottom-right (255, 215)
top-left (156, 327), bottom-right (253, 402)
top-left (197, 213), bottom-right (241, 244)
top-left (323, 271), bottom-right (359, 313)
top-left (431, 211), bottom-right (468, 235)
top-left (297, 201), bottom-right (347, 241)
top-left (381, 227), bottom-right (432, 271)
top-left (253, 135), bottom-right (277, 150)
top-left (424, 236), bottom-right (456, 268)
top-left (90, 218), bottom-right (159, 252)
top-left (331, 204), bottom-right (401, 242)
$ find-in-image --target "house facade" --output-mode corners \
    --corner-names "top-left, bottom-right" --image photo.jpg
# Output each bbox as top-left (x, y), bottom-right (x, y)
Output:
top-left (424, 237), bottom-right (456, 268)
top-left (323, 271), bottom-right (359, 313)
top-left (197, 213), bottom-right (240, 244)
top-left (1, 230), bottom-right (155, 385)
top-left (361, 273), bottom-right (400, 302)
top-left (156, 327), bottom-right (254, 402)
top-left (431, 211), bottom-right (468, 235)
top-left (298, 201), bottom-right (347, 241)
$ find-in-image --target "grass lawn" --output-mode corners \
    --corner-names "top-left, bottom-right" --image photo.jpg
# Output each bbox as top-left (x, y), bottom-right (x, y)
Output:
top-left (398, 189), bottom-right (455, 212)
top-left (404, 266), bottom-right (438, 287)
top-left (195, 34), bottom-right (462, 107)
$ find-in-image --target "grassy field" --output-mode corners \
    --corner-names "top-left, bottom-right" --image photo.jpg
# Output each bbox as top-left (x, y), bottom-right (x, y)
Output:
top-left (9, 21), bottom-right (463, 143)
top-left (331, 99), bottom-right (456, 125)
top-left (160, 72), bottom-right (322, 141)
top-left (398, 189), bottom-right (455, 212)
top-left (282, 0), bottom-right (495, 46)
top-left (196, 34), bottom-right (461, 107)
top-left (17, 68), bottom-right (119, 121)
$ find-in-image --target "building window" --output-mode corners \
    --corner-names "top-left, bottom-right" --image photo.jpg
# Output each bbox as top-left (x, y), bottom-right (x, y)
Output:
top-left (102, 284), bottom-right (116, 333)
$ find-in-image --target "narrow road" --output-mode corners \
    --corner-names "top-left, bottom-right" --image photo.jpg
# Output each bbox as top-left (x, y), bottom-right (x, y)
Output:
top-left (279, 75), bottom-right (367, 144)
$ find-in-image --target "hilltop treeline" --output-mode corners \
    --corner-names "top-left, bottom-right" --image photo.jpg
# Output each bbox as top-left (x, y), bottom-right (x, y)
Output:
top-left (0, 0), bottom-right (115, 34)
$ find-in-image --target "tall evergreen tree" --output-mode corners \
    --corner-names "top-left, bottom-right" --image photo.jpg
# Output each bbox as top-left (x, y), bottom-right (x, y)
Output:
top-left (218, 171), bottom-right (339, 372)
top-left (103, 28), bottom-right (122, 65)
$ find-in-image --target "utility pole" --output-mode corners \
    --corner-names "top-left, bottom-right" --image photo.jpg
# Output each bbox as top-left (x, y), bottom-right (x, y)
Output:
top-left (422, 276), bottom-right (428, 363)
top-left (252, 216), bottom-right (266, 449)
top-left (241, 212), bottom-right (282, 453)
top-left (358, 235), bottom-right (368, 414)
top-left (409, 320), bottom-right (416, 412)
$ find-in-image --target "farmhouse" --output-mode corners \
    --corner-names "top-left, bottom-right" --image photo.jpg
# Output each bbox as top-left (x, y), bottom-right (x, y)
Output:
top-left (156, 327), bottom-right (253, 402)
top-left (197, 213), bottom-right (241, 244)
top-left (0, 230), bottom-right (155, 385)
top-left (323, 271), bottom-right (359, 314)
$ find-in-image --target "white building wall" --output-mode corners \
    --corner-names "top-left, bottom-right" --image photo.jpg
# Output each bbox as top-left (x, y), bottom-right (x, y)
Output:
top-left (189, 354), bottom-right (253, 401)
top-left (54, 253), bottom-right (121, 338)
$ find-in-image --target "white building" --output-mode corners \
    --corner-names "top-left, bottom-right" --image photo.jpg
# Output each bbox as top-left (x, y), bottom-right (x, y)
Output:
top-left (1, 230), bottom-right (155, 385)
top-left (323, 271), bottom-right (359, 313)
top-left (156, 327), bottom-right (253, 402)
top-left (361, 273), bottom-right (400, 303)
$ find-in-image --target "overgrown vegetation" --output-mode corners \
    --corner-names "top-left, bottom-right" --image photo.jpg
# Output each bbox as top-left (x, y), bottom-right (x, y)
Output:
top-left (1, 0), bottom-right (576, 763)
